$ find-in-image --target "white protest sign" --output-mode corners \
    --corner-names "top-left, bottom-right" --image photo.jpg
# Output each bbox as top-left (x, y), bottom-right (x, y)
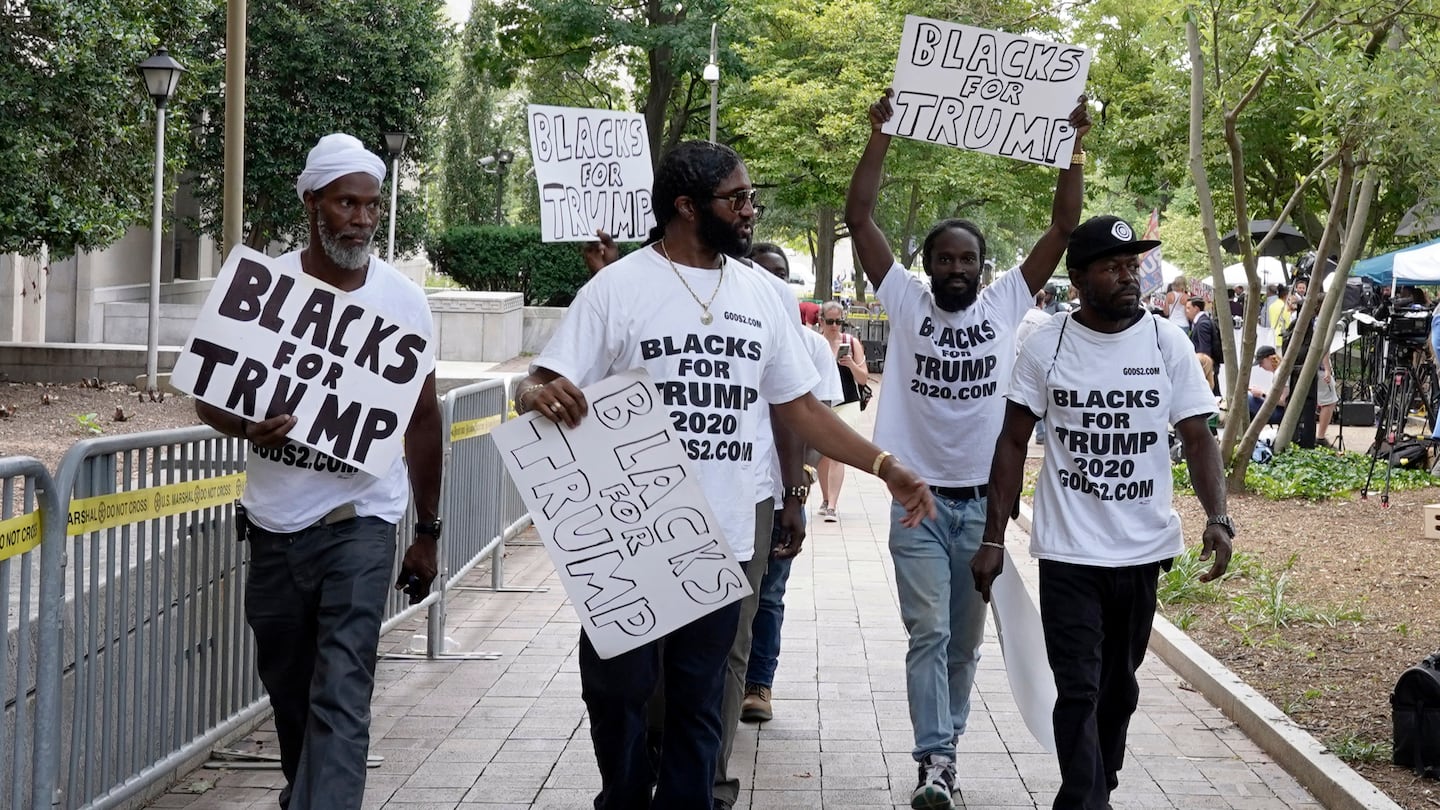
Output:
top-left (170, 246), bottom-right (433, 478)
top-left (989, 548), bottom-right (1057, 752)
top-left (527, 104), bottom-right (656, 243)
top-left (491, 370), bottom-right (750, 659)
top-left (883, 15), bottom-right (1091, 167)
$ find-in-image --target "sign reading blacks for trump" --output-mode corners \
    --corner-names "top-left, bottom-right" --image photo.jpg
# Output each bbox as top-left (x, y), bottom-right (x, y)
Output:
top-left (170, 246), bottom-right (433, 478)
top-left (491, 371), bottom-right (749, 659)
top-left (527, 104), bottom-right (656, 243)
top-left (883, 16), bottom-right (1091, 168)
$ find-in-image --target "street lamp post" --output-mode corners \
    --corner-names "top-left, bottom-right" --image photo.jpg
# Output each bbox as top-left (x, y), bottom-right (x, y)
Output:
top-left (704, 23), bottom-right (719, 143)
top-left (383, 131), bottom-right (410, 263)
top-left (137, 48), bottom-right (185, 396)
top-left (478, 149), bottom-right (515, 224)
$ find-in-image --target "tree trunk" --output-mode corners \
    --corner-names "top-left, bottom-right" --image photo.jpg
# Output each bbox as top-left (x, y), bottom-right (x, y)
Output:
top-left (812, 206), bottom-right (836, 302)
top-left (901, 181), bottom-right (922, 268)
top-left (642, 0), bottom-right (678, 167)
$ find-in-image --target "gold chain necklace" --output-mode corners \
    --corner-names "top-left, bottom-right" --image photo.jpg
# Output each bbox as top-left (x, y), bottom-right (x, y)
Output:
top-left (658, 240), bottom-right (725, 325)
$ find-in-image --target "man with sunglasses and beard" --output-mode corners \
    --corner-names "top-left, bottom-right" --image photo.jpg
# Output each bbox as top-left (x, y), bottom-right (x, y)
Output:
top-left (515, 140), bottom-right (936, 809)
top-left (974, 215), bottom-right (1233, 809)
top-left (845, 89), bottom-right (1090, 809)
top-left (195, 133), bottom-right (442, 810)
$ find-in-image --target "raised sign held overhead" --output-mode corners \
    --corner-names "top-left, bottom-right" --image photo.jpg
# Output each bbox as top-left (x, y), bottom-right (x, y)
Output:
top-left (170, 246), bottom-right (433, 478)
top-left (528, 104), bottom-right (657, 243)
top-left (883, 15), bottom-right (1092, 168)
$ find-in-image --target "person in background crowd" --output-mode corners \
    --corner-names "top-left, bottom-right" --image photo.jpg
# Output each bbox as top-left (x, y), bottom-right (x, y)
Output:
top-left (1164, 276), bottom-right (1190, 335)
top-left (1186, 297), bottom-right (1223, 395)
top-left (1267, 285), bottom-right (1293, 350)
top-left (975, 214), bottom-right (1233, 810)
top-left (196, 132), bottom-right (444, 810)
top-left (815, 300), bottom-right (869, 522)
top-left (847, 86), bottom-right (1089, 810)
top-left (1247, 345), bottom-right (1286, 423)
top-left (515, 140), bottom-right (936, 810)
top-left (739, 244), bottom-right (844, 728)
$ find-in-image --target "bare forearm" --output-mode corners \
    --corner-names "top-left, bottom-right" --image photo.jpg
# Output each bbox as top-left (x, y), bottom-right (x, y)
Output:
top-left (776, 396), bottom-right (885, 473)
top-left (196, 401), bottom-right (249, 439)
top-left (1180, 419), bottom-right (1227, 518)
top-left (771, 406), bottom-right (807, 488)
top-left (984, 408), bottom-right (1035, 542)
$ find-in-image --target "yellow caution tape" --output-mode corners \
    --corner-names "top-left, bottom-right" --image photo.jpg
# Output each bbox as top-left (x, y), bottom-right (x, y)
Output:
top-left (0, 511), bottom-right (43, 562)
top-left (67, 472), bottom-right (248, 536)
top-left (450, 414), bottom-right (501, 443)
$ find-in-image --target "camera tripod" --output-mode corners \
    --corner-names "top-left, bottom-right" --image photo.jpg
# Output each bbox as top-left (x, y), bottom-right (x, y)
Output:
top-left (1362, 339), bottom-right (1439, 505)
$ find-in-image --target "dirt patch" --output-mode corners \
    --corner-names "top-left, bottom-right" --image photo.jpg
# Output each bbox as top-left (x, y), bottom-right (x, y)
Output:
top-left (0, 382), bottom-right (201, 472)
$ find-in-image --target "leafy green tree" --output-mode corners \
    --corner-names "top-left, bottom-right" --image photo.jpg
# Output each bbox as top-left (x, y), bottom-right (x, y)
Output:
top-left (496, 0), bottom-right (741, 162)
top-left (187, 0), bottom-right (449, 252)
top-left (0, 0), bottom-right (211, 257)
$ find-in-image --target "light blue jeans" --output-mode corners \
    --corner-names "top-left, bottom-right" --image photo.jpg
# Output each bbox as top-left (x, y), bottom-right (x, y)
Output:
top-left (889, 495), bottom-right (989, 761)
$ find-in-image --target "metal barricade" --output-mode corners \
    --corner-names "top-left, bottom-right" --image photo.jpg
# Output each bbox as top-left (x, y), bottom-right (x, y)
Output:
top-left (385, 378), bottom-right (537, 662)
top-left (0, 456), bottom-right (63, 810)
top-left (53, 427), bottom-right (266, 810)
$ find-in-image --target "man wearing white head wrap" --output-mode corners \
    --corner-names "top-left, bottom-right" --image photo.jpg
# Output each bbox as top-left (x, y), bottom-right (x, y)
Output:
top-left (295, 132), bottom-right (387, 202)
top-left (195, 131), bottom-right (441, 810)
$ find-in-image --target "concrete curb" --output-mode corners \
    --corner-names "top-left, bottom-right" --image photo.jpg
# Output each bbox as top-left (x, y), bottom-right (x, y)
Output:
top-left (1012, 502), bottom-right (1400, 810)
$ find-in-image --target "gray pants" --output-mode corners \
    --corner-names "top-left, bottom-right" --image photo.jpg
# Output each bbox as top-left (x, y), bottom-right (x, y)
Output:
top-left (713, 499), bottom-right (775, 808)
top-left (245, 516), bottom-right (397, 810)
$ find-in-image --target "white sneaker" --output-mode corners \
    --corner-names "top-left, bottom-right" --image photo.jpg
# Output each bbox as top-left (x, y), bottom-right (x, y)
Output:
top-left (823, 506), bottom-right (838, 522)
top-left (910, 754), bottom-right (956, 809)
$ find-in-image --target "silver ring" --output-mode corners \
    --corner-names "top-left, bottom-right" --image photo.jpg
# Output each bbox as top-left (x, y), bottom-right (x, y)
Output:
top-left (550, 403), bottom-right (563, 414)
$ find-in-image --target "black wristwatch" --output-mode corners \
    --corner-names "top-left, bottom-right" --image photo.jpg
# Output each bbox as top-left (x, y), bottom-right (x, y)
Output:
top-left (783, 485), bottom-right (810, 503)
top-left (1205, 514), bottom-right (1235, 539)
top-left (415, 519), bottom-right (443, 539)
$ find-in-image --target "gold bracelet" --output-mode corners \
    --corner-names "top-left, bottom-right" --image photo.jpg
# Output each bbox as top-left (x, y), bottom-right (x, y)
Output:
top-left (871, 450), bottom-right (893, 476)
top-left (1070, 151), bottom-right (1086, 166)
top-left (515, 382), bottom-right (546, 413)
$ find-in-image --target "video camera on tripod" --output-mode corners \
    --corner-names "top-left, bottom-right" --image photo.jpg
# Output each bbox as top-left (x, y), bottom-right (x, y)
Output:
top-left (1354, 298), bottom-right (1434, 349)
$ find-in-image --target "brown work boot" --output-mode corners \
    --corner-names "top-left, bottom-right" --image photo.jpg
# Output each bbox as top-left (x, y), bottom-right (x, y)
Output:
top-left (740, 683), bottom-right (773, 723)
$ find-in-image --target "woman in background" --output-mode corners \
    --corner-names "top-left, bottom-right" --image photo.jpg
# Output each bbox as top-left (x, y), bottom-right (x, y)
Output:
top-left (816, 301), bottom-right (868, 521)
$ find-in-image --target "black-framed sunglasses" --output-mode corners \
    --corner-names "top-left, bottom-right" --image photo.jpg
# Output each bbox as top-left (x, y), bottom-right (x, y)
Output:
top-left (708, 188), bottom-right (761, 213)
top-left (823, 317), bottom-right (846, 326)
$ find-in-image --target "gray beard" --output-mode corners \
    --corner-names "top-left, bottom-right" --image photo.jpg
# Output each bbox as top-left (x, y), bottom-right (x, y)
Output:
top-left (317, 219), bottom-right (374, 270)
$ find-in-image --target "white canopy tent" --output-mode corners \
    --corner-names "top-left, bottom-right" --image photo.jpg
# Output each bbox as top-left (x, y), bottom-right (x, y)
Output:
top-left (1195, 256), bottom-right (1288, 290)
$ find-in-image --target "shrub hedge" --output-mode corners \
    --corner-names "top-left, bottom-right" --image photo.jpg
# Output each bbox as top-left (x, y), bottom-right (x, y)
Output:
top-left (427, 225), bottom-right (595, 306)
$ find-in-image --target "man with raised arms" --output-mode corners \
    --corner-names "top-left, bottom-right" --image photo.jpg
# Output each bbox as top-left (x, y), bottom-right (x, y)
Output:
top-left (845, 88), bottom-right (1089, 809)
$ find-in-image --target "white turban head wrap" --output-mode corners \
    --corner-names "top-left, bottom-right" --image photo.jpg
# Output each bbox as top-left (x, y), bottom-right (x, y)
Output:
top-left (294, 133), bottom-right (387, 202)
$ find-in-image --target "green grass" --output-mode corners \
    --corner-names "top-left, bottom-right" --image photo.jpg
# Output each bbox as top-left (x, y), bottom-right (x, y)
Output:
top-left (1325, 733), bottom-right (1391, 764)
top-left (1174, 446), bottom-right (1435, 500)
top-left (1158, 547), bottom-right (1364, 632)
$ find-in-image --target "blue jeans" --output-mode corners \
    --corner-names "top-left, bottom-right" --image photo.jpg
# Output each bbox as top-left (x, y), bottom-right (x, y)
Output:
top-left (245, 516), bottom-right (397, 810)
top-left (889, 496), bottom-right (988, 761)
top-left (745, 513), bottom-right (801, 688)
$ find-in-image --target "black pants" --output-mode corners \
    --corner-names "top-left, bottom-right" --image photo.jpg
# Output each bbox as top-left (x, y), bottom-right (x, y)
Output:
top-left (245, 517), bottom-right (397, 810)
top-left (580, 599), bottom-right (742, 809)
top-left (1038, 559), bottom-right (1162, 810)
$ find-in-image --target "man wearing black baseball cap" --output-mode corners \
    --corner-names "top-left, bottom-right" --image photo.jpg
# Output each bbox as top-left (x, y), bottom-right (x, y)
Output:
top-left (975, 214), bottom-right (1234, 809)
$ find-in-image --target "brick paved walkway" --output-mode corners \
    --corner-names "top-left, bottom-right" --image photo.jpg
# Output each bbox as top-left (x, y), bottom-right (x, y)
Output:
top-left (149, 421), bottom-right (1328, 809)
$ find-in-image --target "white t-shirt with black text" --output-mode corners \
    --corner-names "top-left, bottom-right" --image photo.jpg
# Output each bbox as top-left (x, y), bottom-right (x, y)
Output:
top-left (874, 264), bottom-right (1033, 486)
top-left (242, 251), bottom-right (435, 533)
top-left (533, 247), bottom-right (819, 562)
top-left (1007, 313), bottom-right (1216, 566)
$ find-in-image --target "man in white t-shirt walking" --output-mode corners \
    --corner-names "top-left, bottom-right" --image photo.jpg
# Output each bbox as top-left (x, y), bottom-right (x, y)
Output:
top-left (845, 88), bottom-right (1090, 810)
top-left (195, 133), bottom-right (443, 810)
top-left (514, 140), bottom-right (936, 810)
top-left (975, 215), bottom-right (1234, 810)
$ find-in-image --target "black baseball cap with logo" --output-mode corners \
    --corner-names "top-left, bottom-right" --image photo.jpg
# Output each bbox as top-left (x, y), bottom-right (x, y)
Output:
top-left (1065, 215), bottom-right (1162, 270)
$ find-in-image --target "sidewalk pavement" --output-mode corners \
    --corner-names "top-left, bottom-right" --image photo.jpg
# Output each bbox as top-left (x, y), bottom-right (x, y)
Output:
top-left (149, 398), bottom-right (1331, 810)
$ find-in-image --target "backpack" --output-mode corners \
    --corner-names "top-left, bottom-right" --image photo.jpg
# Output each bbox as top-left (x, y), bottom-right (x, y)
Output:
top-left (1370, 436), bottom-right (1430, 469)
top-left (1393, 651), bottom-right (1440, 778)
